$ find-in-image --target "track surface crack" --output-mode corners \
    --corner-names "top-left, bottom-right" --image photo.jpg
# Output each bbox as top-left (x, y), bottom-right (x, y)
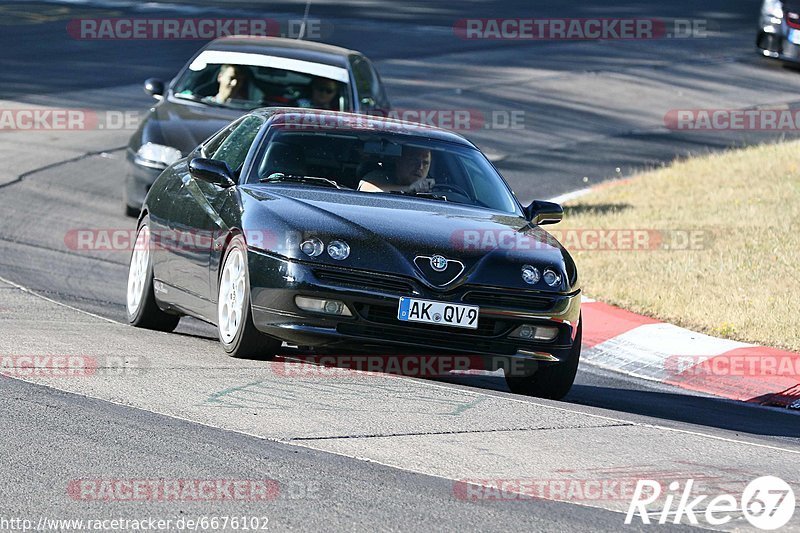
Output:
top-left (286, 423), bottom-right (632, 442)
top-left (0, 146), bottom-right (126, 190)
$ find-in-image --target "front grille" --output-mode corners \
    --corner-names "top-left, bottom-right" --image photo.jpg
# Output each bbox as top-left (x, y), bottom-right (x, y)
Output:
top-left (337, 323), bottom-right (518, 355)
top-left (313, 268), bottom-right (415, 294)
top-left (462, 290), bottom-right (556, 312)
top-left (356, 303), bottom-right (511, 337)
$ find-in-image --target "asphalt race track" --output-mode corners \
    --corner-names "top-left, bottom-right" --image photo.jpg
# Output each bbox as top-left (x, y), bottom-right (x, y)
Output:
top-left (0, 0), bottom-right (799, 531)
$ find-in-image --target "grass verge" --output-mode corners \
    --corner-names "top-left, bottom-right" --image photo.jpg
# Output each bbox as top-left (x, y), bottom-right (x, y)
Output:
top-left (558, 141), bottom-right (800, 352)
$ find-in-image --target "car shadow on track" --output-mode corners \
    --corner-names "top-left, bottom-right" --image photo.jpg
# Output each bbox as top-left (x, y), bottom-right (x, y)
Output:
top-left (436, 371), bottom-right (799, 439)
top-left (173, 323), bottom-right (799, 439)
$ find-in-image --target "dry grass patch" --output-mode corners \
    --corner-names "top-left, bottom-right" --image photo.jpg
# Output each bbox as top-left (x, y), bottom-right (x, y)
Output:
top-left (559, 141), bottom-right (800, 352)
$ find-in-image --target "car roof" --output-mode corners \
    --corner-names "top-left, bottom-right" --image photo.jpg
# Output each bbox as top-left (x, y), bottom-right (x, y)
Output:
top-left (205, 37), bottom-right (357, 68)
top-left (252, 108), bottom-right (478, 147)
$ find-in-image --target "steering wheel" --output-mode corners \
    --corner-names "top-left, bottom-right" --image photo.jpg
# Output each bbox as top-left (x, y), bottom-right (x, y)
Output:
top-left (431, 183), bottom-right (471, 199)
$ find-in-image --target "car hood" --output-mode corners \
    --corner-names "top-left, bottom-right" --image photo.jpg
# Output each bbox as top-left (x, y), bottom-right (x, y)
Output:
top-left (241, 186), bottom-right (577, 293)
top-left (146, 98), bottom-right (248, 154)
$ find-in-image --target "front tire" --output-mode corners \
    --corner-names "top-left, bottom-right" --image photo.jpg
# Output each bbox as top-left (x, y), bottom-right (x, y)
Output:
top-left (126, 217), bottom-right (181, 332)
top-left (217, 235), bottom-right (279, 359)
top-left (124, 203), bottom-right (140, 218)
top-left (505, 320), bottom-right (582, 400)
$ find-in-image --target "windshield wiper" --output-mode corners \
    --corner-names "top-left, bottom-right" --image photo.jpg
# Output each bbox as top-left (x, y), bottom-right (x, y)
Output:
top-left (173, 93), bottom-right (203, 102)
top-left (173, 93), bottom-right (250, 109)
top-left (390, 190), bottom-right (449, 202)
top-left (260, 173), bottom-right (341, 189)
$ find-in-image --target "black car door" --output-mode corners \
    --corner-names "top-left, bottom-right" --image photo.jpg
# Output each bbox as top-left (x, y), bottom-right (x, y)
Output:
top-left (162, 115), bottom-right (264, 317)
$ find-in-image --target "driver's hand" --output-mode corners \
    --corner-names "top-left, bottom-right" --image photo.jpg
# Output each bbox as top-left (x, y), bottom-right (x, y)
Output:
top-left (405, 178), bottom-right (435, 193)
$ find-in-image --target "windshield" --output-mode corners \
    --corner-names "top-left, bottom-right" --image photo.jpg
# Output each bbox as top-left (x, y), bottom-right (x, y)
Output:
top-left (249, 129), bottom-right (523, 216)
top-left (172, 54), bottom-right (351, 111)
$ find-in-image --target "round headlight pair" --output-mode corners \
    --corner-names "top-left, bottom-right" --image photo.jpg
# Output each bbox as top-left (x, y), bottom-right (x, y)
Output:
top-left (300, 238), bottom-right (350, 260)
top-left (521, 265), bottom-right (561, 287)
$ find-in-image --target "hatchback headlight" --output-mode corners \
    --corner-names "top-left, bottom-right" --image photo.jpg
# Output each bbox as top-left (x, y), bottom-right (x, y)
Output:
top-left (135, 142), bottom-right (182, 168)
top-left (763, 0), bottom-right (783, 19)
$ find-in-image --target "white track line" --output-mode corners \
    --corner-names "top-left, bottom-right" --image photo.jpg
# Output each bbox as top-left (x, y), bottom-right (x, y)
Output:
top-left (0, 274), bottom-right (121, 325)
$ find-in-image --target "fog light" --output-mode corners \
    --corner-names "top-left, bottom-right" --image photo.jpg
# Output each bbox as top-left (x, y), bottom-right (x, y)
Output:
top-left (543, 269), bottom-right (561, 287)
top-left (518, 325), bottom-right (535, 339)
top-left (295, 296), bottom-right (352, 316)
top-left (327, 240), bottom-right (350, 260)
top-left (300, 238), bottom-right (324, 257)
top-left (511, 324), bottom-right (559, 341)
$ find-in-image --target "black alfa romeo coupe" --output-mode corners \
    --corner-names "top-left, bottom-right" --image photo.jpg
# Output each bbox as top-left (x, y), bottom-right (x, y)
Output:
top-left (126, 108), bottom-right (582, 399)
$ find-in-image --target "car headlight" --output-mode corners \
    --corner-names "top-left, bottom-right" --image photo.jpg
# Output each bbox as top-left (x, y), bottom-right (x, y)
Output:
top-left (327, 240), bottom-right (350, 260)
top-left (300, 238), bottom-right (324, 257)
top-left (543, 269), bottom-right (562, 287)
top-left (521, 265), bottom-right (540, 285)
top-left (763, 0), bottom-right (783, 20)
top-left (135, 142), bottom-right (182, 169)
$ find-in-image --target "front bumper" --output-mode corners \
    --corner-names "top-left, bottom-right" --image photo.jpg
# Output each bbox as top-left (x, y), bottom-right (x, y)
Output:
top-left (247, 250), bottom-right (581, 369)
top-left (757, 25), bottom-right (800, 63)
top-left (125, 149), bottom-right (166, 209)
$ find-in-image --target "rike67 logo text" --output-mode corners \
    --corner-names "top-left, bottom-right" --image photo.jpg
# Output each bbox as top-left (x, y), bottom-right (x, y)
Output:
top-left (626, 476), bottom-right (795, 529)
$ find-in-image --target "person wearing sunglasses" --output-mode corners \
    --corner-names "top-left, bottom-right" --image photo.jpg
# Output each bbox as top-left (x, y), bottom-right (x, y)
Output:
top-left (296, 76), bottom-right (340, 110)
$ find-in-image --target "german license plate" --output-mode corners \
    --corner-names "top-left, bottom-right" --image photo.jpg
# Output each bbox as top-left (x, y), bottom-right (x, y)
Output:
top-left (789, 28), bottom-right (800, 45)
top-left (397, 297), bottom-right (479, 329)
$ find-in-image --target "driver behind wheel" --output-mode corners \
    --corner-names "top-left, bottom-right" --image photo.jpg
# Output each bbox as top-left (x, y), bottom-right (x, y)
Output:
top-left (203, 64), bottom-right (251, 105)
top-left (358, 146), bottom-right (434, 193)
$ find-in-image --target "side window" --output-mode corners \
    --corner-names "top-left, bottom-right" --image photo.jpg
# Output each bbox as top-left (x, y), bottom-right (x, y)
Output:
top-left (208, 116), bottom-right (265, 171)
top-left (202, 121), bottom-right (239, 158)
top-left (461, 157), bottom-right (498, 205)
top-left (349, 55), bottom-right (389, 111)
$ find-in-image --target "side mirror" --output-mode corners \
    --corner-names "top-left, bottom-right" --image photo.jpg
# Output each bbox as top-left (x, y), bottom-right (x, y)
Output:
top-left (525, 200), bottom-right (563, 225)
top-left (189, 158), bottom-right (236, 188)
top-left (144, 78), bottom-right (165, 100)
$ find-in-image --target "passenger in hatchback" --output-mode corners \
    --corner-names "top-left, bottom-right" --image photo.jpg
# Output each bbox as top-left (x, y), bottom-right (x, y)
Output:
top-left (296, 76), bottom-right (340, 111)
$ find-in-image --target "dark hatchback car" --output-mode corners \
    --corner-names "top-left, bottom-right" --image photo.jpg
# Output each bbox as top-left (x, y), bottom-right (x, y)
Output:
top-left (126, 109), bottom-right (582, 399)
top-left (757, 0), bottom-right (800, 63)
top-left (124, 36), bottom-right (390, 216)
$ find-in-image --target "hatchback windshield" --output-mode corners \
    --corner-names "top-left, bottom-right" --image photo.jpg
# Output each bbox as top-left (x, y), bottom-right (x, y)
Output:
top-left (250, 129), bottom-right (523, 215)
top-left (173, 52), bottom-right (351, 111)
